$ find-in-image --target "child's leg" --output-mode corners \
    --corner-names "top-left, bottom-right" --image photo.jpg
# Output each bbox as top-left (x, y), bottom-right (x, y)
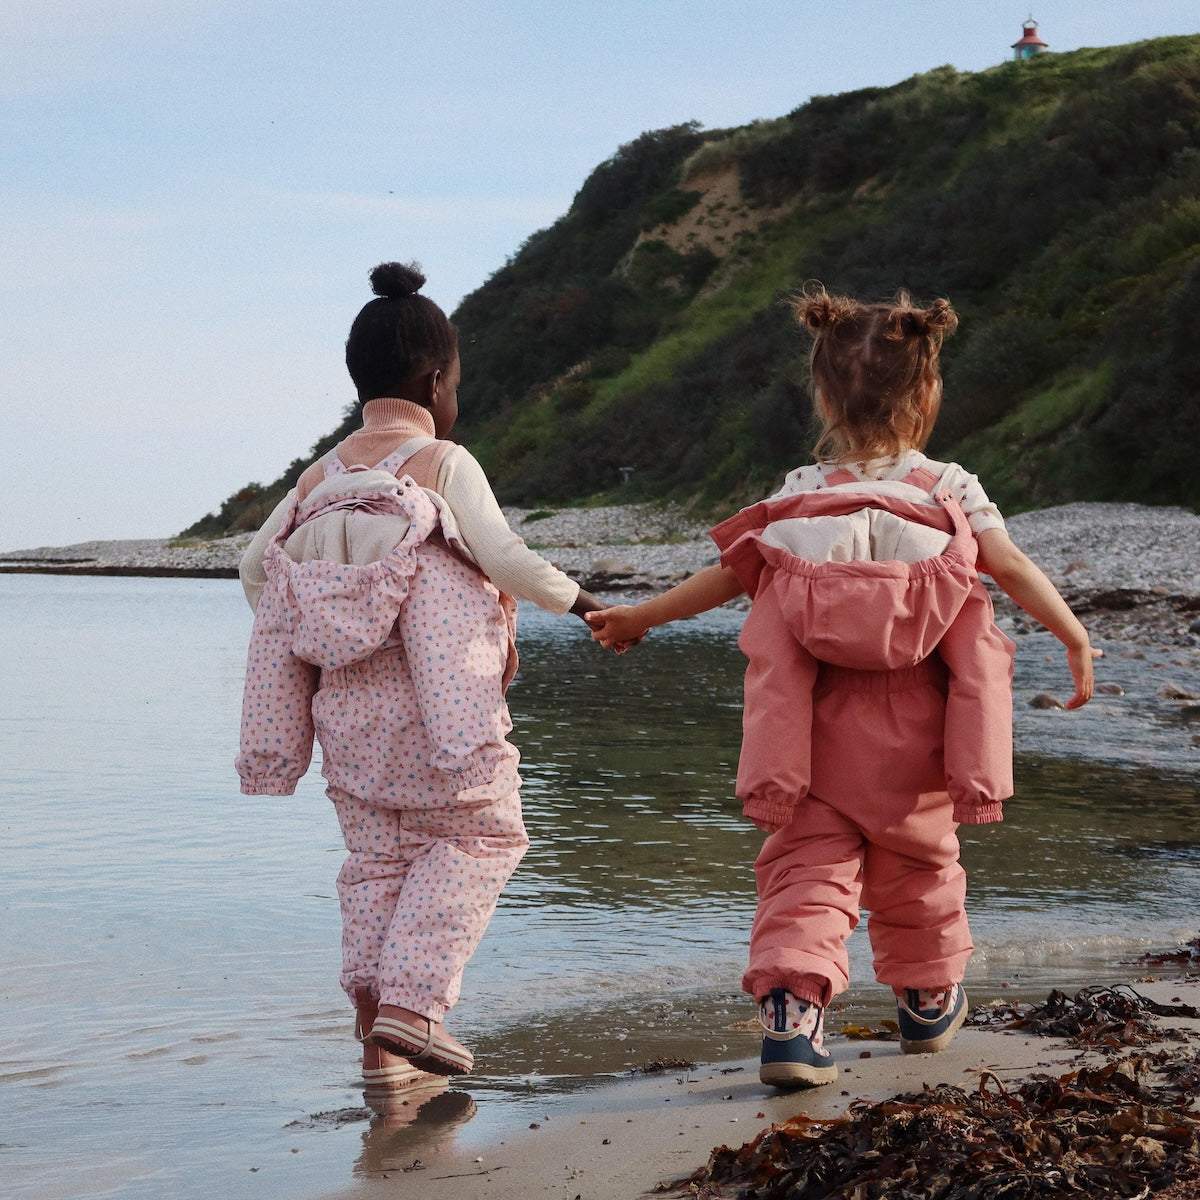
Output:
top-left (331, 786), bottom-right (418, 1003)
top-left (747, 797), bottom-right (860, 1090)
top-left (858, 789), bottom-right (972, 1055)
top-left (376, 784), bottom-right (529, 1020)
top-left (743, 794), bottom-right (866, 1008)
top-left (332, 793), bottom-right (449, 1087)
top-left (365, 784), bottom-right (527, 1075)
top-left (859, 788), bottom-right (972, 993)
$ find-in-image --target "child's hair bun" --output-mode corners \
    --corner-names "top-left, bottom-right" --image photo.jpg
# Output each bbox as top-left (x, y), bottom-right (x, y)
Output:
top-left (895, 294), bottom-right (958, 340)
top-left (921, 296), bottom-right (959, 336)
top-left (792, 282), bottom-right (855, 332)
top-left (792, 283), bottom-right (958, 342)
top-left (368, 261), bottom-right (426, 300)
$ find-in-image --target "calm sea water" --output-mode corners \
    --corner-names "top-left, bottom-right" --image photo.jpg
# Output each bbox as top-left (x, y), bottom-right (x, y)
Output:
top-left (1, 574), bottom-right (1198, 1199)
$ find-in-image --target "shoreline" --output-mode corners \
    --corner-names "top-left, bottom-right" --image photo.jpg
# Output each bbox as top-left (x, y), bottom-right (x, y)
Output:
top-left (315, 977), bottom-right (1200, 1200)
top-left (5, 499), bottom-right (1200, 649)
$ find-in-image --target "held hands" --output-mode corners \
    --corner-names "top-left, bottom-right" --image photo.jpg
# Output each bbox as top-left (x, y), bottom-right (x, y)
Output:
top-left (585, 605), bottom-right (650, 654)
top-left (570, 588), bottom-right (604, 618)
top-left (583, 565), bottom-right (741, 654)
top-left (573, 591), bottom-right (643, 653)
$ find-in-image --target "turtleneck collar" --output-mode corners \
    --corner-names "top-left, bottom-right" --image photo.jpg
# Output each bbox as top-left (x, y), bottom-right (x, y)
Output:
top-left (361, 397), bottom-right (437, 436)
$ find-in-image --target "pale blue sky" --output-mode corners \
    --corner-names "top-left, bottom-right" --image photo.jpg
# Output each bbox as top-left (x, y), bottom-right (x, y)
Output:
top-left (2, 1), bottom-right (1196, 551)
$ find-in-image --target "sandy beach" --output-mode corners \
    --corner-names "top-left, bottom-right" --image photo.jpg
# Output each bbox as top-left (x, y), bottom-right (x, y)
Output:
top-left (313, 978), bottom-right (1200, 1200)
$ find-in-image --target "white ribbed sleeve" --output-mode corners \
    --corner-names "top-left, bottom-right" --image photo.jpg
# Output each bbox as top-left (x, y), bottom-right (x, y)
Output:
top-left (437, 446), bottom-right (579, 615)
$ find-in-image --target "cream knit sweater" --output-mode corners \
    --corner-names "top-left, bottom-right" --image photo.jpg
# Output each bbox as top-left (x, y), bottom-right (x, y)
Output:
top-left (239, 397), bottom-right (579, 614)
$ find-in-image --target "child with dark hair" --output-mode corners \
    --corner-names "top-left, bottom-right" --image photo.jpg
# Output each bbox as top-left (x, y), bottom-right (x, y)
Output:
top-left (238, 262), bottom-right (601, 1091)
top-left (588, 285), bottom-right (1097, 1090)
top-left (242, 262), bottom-right (599, 618)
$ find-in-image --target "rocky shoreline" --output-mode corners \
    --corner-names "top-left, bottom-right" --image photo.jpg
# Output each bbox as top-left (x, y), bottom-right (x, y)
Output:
top-left (4, 500), bottom-right (1200, 652)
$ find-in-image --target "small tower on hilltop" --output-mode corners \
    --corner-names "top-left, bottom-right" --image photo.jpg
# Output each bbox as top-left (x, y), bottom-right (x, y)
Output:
top-left (1012, 17), bottom-right (1049, 60)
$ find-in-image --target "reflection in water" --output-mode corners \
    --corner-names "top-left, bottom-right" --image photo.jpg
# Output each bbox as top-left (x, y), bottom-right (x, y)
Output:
top-left (512, 606), bottom-right (754, 917)
top-left (356, 1083), bottom-right (478, 1178)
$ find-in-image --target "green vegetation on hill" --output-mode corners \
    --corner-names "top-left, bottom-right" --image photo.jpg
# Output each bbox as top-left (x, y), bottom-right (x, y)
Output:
top-left (189, 34), bottom-right (1200, 537)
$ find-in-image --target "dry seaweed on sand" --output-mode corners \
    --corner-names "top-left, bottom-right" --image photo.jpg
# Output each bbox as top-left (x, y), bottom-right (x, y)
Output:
top-left (839, 1020), bottom-right (900, 1042)
top-left (661, 1054), bottom-right (1200, 1199)
top-left (964, 985), bottom-right (1200, 1049)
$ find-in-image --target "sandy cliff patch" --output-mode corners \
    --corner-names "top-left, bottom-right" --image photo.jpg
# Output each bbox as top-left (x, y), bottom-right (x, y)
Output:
top-left (637, 161), bottom-right (786, 257)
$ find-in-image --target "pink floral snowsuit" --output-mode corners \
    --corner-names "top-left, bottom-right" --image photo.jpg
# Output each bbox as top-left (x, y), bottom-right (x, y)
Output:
top-left (709, 466), bottom-right (1016, 1009)
top-left (237, 446), bottom-right (527, 1021)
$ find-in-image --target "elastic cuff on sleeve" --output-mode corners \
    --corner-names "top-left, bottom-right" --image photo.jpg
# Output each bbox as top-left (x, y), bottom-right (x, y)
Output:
top-left (742, 796), bottom-right (795, 833)
top-left (240, 779), bottom-right (299, 797)
top-left (952, 799), bottom-right (1004, 825)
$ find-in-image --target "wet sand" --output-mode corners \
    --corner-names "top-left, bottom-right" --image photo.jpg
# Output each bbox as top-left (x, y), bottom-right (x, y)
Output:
top-left (316, 978), bottom-right (1200, 1200)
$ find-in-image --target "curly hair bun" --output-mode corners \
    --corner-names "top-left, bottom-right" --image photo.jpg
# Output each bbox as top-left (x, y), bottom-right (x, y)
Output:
top-left (894, 293), bottom-right (958, 340)
top-left (792, 283), bottom-right (857, 333)
top-left (921, 297), bottom-right (959, 336)
top-left (368, 261), bottom-right (426, 300)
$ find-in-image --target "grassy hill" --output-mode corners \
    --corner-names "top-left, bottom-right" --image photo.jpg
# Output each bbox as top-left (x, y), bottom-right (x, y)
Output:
top-left (189, 33), bottom-right (1200, 537)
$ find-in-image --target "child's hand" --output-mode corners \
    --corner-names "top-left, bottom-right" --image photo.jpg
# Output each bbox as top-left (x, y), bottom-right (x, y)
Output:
top-left (1064, 642), bottom-right (1103, 709)
top-left (585, 606), bottom-right (649, 654)
top-left (570, 588), bottom-right (604, 618)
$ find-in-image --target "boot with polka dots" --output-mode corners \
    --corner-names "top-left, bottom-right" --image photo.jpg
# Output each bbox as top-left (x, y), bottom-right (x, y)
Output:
top-left (758, 987), bottom-right (837, 1089)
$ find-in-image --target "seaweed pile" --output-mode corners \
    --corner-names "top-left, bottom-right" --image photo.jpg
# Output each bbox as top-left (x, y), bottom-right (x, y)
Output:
top-left (665, 1060), bottom-right (1200, 1198)
top-left (966, 986), bottom-right (1200, 1050)
top-left (664, 988), bottom-right (1200, 1199)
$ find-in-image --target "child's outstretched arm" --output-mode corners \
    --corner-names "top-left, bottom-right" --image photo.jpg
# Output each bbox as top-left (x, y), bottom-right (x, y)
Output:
top-left (585, 564), bottom-right (744, 651)
top-left (976, 527), bottom-right (1099, 709)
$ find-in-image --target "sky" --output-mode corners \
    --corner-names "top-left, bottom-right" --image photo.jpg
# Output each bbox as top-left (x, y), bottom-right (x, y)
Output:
top-left (2, 1), bottom-right (1197, 552)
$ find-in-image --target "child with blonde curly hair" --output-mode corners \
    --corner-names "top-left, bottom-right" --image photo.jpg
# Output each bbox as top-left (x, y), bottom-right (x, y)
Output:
top-left (588, 285), bottom-right (1096, 1089)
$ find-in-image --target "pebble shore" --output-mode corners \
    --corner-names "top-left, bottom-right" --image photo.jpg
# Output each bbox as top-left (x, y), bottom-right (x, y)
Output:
top-left (4, 500), bottom-right (1200, 650)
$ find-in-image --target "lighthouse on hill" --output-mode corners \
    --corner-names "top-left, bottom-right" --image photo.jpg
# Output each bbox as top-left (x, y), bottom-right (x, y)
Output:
top-left (1012, 18), bottom-right (1049, 60)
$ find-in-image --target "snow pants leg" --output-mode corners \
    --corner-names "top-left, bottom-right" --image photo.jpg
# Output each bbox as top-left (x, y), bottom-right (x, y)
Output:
top-left (311, 567), bottom-right (527, 1025)
top-left (743, 660), bottom-right (973, 1007)
top-left (331, 776), bottom-right (528, 1021)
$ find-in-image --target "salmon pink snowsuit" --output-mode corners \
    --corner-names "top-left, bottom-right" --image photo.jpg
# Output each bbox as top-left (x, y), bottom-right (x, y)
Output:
top-left (237, 448), bottom-right (526, 1021)
top-left (709, 466), bottom-right (1016, 1009)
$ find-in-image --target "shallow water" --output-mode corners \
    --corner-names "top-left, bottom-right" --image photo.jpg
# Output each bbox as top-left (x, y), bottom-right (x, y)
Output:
top-left (1, 575), bottom-right (1198, 1199)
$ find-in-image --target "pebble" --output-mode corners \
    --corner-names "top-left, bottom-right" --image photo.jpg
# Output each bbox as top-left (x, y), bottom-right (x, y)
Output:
top-left (4, 500), bottom-right (1200, 650)
top-left (1004, 502), bottom-right (1200, 596)
top-left (0, 534), bottom-right (255, 573)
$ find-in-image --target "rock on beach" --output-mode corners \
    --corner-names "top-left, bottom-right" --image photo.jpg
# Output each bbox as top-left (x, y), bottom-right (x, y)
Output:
top-left (995, 502), bottom-right (1200, 650)
top-left (3, 500), bottom-right (1200, 650)
top-left (0, 535), bottom-right (250, 578)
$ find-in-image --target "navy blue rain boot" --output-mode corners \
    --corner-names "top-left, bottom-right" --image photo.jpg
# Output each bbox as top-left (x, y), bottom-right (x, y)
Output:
top-left (896, 984), bottom-right (967, 1054)
top-left (758, 987), bottom-right (837, 1088)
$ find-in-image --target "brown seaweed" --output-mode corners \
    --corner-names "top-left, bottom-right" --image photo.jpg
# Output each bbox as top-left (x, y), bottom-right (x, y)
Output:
top-left (661, 988), bottom-right (1200, 1199)
top-left (662, 1055), bottom-right (1200, 1199)
top-left (1135, 938), bottom-right (1200, 970)
top-left (965, 985), bottom-right (1200, 1049)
